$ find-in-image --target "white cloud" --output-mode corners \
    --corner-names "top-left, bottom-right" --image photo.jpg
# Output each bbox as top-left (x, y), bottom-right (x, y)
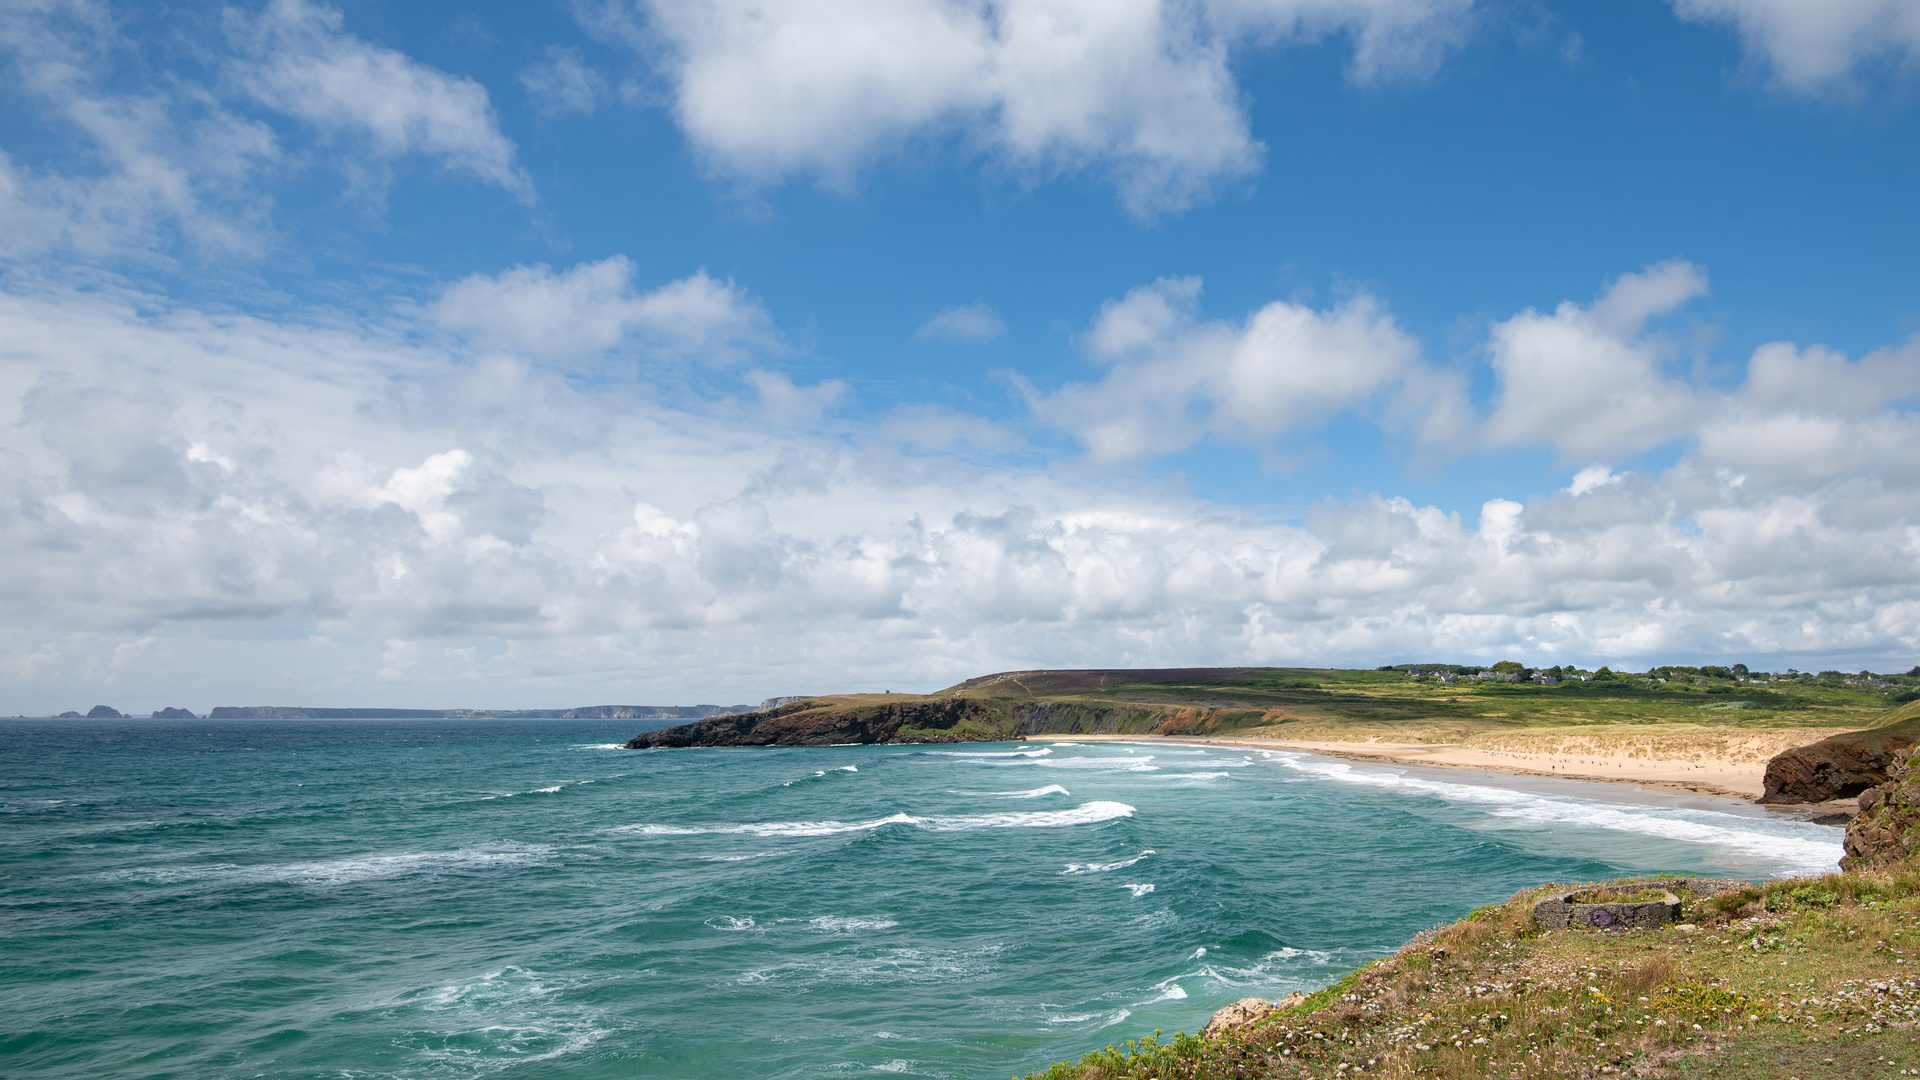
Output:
top-left (519, 45), bottom-right (603, 117)
top-left (602, 0), bottom-right (1477, 217)
top-left (1, 263), bottom-right (1917, 712)
top-left (0, 1), bottom-right (281, 258)
top-left (430, 258), bottom-right (776, 362)
top-left (918, 302), bottom-right (1007, 342)
top-left (1671, 0), bottom-right (1920, 91)
top-left (1694, 334), bottom-right (1920, 484)
top-left (1030, 276), bottom-right (1445, 461)
top-left (1481, 260), bottom-right (1709, 458)
top-left (227, 0), bottom-right (532, 201)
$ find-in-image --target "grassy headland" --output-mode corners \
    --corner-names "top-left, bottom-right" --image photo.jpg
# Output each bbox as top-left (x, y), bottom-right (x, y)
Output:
top-left (1022, 865), bottom-right (1920, 1080)
top-left (630, 666), bottom-right (1919, 800)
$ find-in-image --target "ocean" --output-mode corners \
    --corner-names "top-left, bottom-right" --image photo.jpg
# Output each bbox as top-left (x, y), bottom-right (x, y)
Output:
top-left (0, 718), bottom-right (1842, 1079)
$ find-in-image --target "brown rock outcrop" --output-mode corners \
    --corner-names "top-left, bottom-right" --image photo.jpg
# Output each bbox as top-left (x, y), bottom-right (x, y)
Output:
top-left (626, 697), bottom-right (1000, 748)
top-left (1202, 992), bottom-right (1305, 1037)
top-left (1843, 755), bottom-right (1920, 871)
top-left (1760, 705), bottom-right (1920, 804)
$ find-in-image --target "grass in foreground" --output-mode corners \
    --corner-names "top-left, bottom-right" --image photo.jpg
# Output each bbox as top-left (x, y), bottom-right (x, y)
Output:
top-left (1022, 867), bottom-right (1920, 1080)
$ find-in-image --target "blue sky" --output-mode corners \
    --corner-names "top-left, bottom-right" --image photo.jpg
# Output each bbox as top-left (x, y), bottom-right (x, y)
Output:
top-left (2, 0), bottom-right (1917, 711)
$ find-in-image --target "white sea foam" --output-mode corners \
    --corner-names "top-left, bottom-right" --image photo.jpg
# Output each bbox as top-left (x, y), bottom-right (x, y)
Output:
top-left (738, 943), bottom-right (1006, 987)
top-left (699, 850), bottom-right (792, 863)
top-left (1122, 883), bottom-right (1156, 898)
top-left (956, 784), bottom-right (1071, 799)
top-left (1100, 1008), bottom-right (1133, 1028)
top-left (873, 1060), bottom-right (913, 1073)
top-left (837, 765), bottom-right (859, 772)
top-left (620, 801), bottom-right (1134, 837)
top-left (1061, 850), bottom-right (1153, 874)
top-left (108, 843), bottom-right (555, 887)
top-left (706, 915), bottom-right (758, 931)
top-left (570, 743), bottom-right (627, 750)
top-left (1036, 756), bottom-right (1158, 772)
top-left (368, 966), bottom-right (612, 1070)
top-left (1142, 979), bottom-right (1187, 1002)
top-left (924, 747), bottom-right (1053, 758)
top-left (1044, 1013), bottom-right (1098, 1024)
top-left (810, 916), bottom-right (900, 933)
top-left (1271, 754), bottom-right (1843, 875)
top-left (1159, 771), bottom-right (1232, 781)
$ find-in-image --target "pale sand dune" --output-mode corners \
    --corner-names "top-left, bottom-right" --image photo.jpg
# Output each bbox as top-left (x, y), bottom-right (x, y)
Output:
top-left (1023, 731), bottom-right (1812, 801)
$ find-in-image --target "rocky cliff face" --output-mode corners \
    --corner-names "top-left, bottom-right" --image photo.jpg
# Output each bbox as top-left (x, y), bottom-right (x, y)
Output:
top-left (625, 698), bottom-right (1003, 748)
top-left (1761, 706), bottom-right (1920, 804)
top-left (623, 695), bottom-right (1211, 748)
top-left (1844, 755), bottom-right (1920, 871)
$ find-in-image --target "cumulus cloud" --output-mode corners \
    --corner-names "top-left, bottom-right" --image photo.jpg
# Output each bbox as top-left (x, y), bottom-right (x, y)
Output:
top-left (1030, 276), bottom-right (1455, 461)
top-left (1671, 0), bottom-right (1920, 91)
top-left (917, 302), bottom-right (1007, 342)
top-left (1481, 260), bottom-right (1709, 458)
top-left (227, 0), bottom-right (532, 200)
top-left (429, 258), bottom-right (777, 362)
top-left (597, 0), bottom-right (1477, 217)
top-left (1, 262), bottom-right (1917, 711)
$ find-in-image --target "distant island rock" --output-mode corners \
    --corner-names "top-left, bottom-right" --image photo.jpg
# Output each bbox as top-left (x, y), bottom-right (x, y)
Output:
top-left (55, 711), bottom-right (82, 718)
top-left (150, 707), bottom-right (198, 718)
top-left (85, 706), bottom-right (123, 718)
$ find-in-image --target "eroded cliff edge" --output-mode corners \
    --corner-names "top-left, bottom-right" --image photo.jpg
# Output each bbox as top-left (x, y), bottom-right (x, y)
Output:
top-left (1760, 700), bottom-right (1920, 804)
top-left (622, 692), bottom-right (1207, 748)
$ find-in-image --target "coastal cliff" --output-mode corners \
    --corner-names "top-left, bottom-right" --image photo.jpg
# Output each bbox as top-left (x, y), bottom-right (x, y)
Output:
top-left (621, 681), bottom-right (1251, 749)
top-left (1760, 700), bottom-right (1920, 803)
top-left (1026, 860), bottom-right (1920, 1080)
top-left (626, 697), bottom-right (1001, 747)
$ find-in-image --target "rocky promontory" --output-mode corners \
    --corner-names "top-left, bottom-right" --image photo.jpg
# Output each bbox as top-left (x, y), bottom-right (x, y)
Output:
top-left (1759, 700), bottom-right (1920, 804)
top-left (626, 697), bottom-right (1004, 747)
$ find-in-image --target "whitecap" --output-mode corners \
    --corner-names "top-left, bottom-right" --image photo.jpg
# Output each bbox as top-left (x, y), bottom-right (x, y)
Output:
top-left (1036, 756), bottom-right (1159, 772)
top-left (705, 915), bottom-right (758, 931)
top-left (619, 801), bottom-right (1133, 838)
top-left (1043, 1014), bottom-right (1098, 1024)
top-left (837, 765), bottom-right (859, 772)
top-left (873, 1059), bottom-right (913, 1073)
top-left (359, 966), bottom-right (610, 1068)
top-left (570, 743), bottom-right (627, 751)
top-left (954, 784), bottom-right (1070, 799)
top-left (1061, 849), bottom-right (1153, 874)
top-left (1142, 980), bottom-right (1186, 1002)
top-left (699, 850), bottom-right (792, 863)
top-left (105, 844), bottom-right (554, 887)
top-left (923, 748), bottom-right (1053, 758)
top-left (810, 915), bottom-right (900, 933)
top-left (1122, 883), bottom-right (1156, 898)
top-left (1099, 1008), bottom-right (1133, 1029)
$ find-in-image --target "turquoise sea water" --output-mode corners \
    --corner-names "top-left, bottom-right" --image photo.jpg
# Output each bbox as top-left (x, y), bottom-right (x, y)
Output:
top-left (0, 718), bottom-right (1844, 1079)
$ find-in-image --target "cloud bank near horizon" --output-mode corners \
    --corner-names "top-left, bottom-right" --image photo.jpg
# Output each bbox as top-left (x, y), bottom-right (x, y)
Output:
top-left (2, 256), bottom-right (1915, 711)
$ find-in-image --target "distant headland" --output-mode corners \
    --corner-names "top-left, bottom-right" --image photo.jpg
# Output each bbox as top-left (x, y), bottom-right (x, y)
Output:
top-left (625, 664), bottom-right (1920, 814)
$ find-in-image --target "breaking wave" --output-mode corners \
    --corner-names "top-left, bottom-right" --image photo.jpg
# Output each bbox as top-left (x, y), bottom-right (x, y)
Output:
top-left (617, 801), bottom-right (1134, 838)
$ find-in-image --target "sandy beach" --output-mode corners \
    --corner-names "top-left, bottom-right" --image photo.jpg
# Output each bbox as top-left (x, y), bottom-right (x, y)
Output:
top-left (1024, 731), bottom-right (1791, 803)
